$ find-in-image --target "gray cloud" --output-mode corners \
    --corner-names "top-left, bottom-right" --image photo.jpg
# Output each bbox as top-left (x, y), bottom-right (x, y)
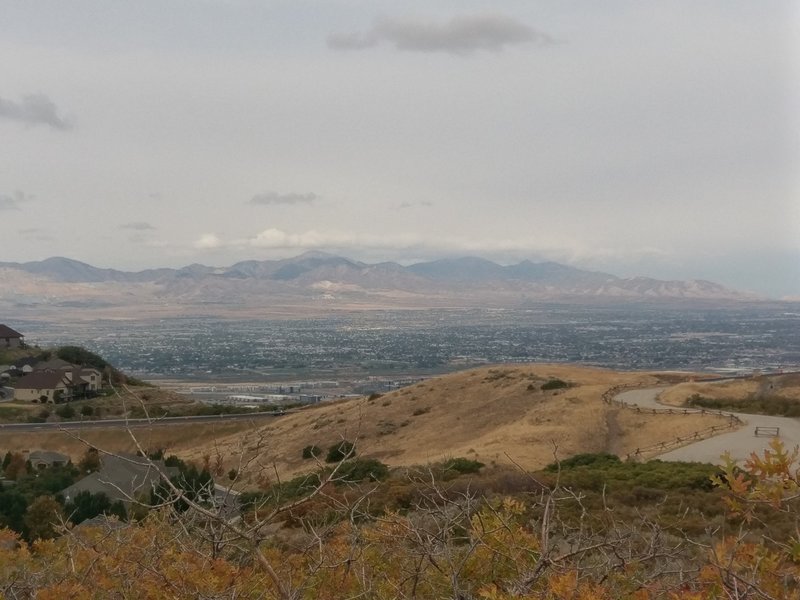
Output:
top-left (120, 221), bottom-right (157, 230)
top-left (0, 94), bottom-right (71, 130)
top-left (18, 227), bottom-right (53, 241)
top-left (249, 191), bottom-right (317, 206)
top-left (394, 200), bottom-right (434, 210)
top-left (328, 14), bottom-right (552, 54)
top-left (0, 190), bottom-right (35, 211)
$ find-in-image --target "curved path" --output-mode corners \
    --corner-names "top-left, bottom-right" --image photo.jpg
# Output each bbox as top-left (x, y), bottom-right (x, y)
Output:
top-left (616, 388), bottom-right (800, 464)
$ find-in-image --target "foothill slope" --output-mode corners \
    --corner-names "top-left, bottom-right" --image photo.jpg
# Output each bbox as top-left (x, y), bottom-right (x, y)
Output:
top-left (183, 364), bottom-right (733, 481)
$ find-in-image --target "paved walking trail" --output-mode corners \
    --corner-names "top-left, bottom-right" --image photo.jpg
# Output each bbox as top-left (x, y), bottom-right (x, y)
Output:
top-left (616, 387), bottom-right (800, 465)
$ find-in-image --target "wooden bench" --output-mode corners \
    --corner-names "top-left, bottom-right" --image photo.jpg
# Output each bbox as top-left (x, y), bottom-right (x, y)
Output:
top-left (754, 426), bottom-right (780, 437)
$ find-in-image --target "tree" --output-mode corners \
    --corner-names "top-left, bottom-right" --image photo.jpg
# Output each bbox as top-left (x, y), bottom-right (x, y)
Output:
top-left (78, 447), bottom-right (101, 473)
top-left (65, 491), bottom-right (112, 525)
top-left (3, 453), bottom-right (27, 481)
top-left (24, 495), bottom-right (63, 540)
top-left (0, 487), bottom-right (28, 533)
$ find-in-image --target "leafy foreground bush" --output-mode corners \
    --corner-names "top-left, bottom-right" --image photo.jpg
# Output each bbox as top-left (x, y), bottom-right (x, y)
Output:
top-left (1, 441), bottom-right (799, 598)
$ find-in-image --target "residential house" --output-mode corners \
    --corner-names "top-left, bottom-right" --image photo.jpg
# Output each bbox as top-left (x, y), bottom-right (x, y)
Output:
top-left (0, 325), bottom-right (23, 349)
top-left (34, 361), bottom-right (102, 396)
top-left (13, 370), bottom-right (71, 403)
top-left (65, 366), bottom-right (102, 395)
top-left (14, 362), bottom-right (103, 403)
top-left (26, 450), bottom-right (71, 470)
top-left (61, 454), bottom-right (179, 505)
top-left (11, 357), bottom-right (38, 375)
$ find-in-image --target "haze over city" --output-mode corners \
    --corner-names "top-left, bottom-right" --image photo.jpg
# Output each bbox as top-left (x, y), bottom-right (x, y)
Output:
top-left (1, 1), bottom-right (798, 297)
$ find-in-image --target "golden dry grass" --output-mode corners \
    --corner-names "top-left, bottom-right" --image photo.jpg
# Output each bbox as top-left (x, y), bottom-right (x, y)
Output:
top-left (0, 421), bottom-right (259, 463)
top-left (1, 365), bottom-right (742, 480)
top-left (658, 373), bottom-right (800, 407)
top-left (175, 364), bottom-right (732, 482)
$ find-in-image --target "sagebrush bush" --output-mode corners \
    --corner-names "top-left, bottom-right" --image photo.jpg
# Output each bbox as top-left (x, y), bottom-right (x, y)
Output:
top-left (326, 440), bottom-right (356, 463)
top-left (541, 378), bottom-right (570, 390)
top-left (302, 445), bottom-right (321, 460)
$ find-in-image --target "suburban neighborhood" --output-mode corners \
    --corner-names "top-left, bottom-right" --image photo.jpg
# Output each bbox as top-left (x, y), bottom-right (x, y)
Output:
top-left (0, 324), bottom-right (103, 403)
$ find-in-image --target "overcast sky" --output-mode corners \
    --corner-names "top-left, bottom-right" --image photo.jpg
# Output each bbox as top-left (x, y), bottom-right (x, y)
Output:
top-left (1, 1), bottom-right (798, 297)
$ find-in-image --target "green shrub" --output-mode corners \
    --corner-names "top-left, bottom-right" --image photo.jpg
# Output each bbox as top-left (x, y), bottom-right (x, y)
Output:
top-left (55, 404), bottom-right (75, 419)
top-left (545, 452), bottom-right (621, 472)
top-left (337, 458), bottom-right (389, 483)
top-left (302, 445), bottom-right (322, 460)
top-left (443, 457), bottom-right (484, 475)
top-left (326, 440), bottom-right (356, 463)
top-left (541, 378), bottom-right (569, 391)
top-left (546, 457), bottom-right (720, 493)
top-left (686, 393), bottom-right (800, 417)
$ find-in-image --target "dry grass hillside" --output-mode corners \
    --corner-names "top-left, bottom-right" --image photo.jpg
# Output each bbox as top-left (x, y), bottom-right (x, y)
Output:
top-left (658, 373), bottom-right (800, 407)
top-left (0, 420), bottom-right (259, 462)
top-left (180, 364), bottom-right (731, 482)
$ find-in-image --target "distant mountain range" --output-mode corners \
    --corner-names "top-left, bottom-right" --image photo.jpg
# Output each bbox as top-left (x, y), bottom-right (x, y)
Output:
top-left (0, 252), bottom-right (760, 316)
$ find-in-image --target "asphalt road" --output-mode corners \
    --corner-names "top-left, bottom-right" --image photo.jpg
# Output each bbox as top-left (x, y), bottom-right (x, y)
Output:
top-left (0, 410), bottom-right (285, 432)
top-left (616, 388), bottom-right (800, 464)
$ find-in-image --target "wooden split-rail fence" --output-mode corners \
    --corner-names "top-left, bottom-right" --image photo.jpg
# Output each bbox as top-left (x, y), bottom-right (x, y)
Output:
top-left (601, 384), bottom-right (744, 461)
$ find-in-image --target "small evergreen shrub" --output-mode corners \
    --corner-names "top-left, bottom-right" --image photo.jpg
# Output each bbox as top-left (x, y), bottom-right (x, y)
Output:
top-left (55, 404), bottom-right (75, 419)
top-left (326, 440), bottom-right (356, 463)
top-left (302, 445), bottom-right (322, 460)
top-left (443, 457), bottom-right (485, 475)
top-left (337, 458), bottom-right (389, 483)
top-left (541, 378), bottom-right (570, 391)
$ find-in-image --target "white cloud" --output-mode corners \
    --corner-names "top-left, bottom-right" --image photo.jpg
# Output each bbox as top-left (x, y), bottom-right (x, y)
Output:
top-left (193, 233), bottom-right (223, 249)
top-left (246, 227), bottom-right (601, 261)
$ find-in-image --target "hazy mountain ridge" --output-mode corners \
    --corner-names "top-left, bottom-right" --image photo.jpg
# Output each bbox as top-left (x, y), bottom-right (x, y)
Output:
top-left (0, 252), bottom-right (759, 315)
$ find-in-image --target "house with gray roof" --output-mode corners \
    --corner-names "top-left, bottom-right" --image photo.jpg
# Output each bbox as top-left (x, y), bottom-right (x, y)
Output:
top-left (27, 450), bottom-right (71, 470)
top-left (0, 325), bottom-right (23, 349)
top-left (61, 454), bottom-right (178, 505)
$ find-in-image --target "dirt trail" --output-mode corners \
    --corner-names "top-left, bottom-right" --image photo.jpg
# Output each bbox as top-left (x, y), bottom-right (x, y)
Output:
top-left (604, 408), bottom-right (624, 455)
